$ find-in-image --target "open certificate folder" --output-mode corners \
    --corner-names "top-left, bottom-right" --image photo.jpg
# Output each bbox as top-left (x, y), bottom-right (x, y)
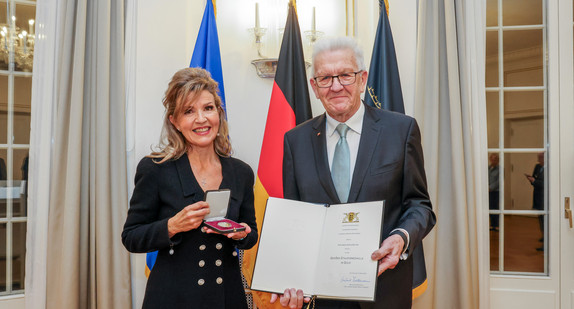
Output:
top-left (250, 197), bottom-right (385, 302)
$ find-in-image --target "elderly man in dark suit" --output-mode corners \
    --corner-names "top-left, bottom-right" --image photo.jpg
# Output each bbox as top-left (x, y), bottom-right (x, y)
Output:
top-left (271, 37), bottom-right (436, 309)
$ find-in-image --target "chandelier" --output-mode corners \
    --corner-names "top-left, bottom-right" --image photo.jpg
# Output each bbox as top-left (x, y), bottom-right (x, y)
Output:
top-left (0, 18), bottom-right (35, 72)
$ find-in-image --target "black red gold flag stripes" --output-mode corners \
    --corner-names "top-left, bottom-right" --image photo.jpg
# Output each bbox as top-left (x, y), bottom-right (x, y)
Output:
top-left (241, 1), bottom-right (312, 308)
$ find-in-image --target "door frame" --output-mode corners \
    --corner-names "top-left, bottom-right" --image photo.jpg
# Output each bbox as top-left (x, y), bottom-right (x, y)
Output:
top-left (489, 0), bottom-right (562, 307)
top-left (558, 0), bottom-right (574, 308)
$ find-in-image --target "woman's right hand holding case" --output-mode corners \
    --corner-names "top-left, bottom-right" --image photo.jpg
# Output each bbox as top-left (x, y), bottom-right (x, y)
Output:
top-left (167, 201), bottom-right (210, 238)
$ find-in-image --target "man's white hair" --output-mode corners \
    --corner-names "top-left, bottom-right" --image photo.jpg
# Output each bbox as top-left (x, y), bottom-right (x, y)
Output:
top-left (311, 36), bottom-right (366, 76)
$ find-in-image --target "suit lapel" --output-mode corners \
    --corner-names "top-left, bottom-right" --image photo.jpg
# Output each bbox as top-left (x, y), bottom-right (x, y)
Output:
top-left (311, 114), bottom-right (340, 203)
top-left (348, 107), bottom-right (382, 203)
top-left (175, 154), bottom-right (201, 198)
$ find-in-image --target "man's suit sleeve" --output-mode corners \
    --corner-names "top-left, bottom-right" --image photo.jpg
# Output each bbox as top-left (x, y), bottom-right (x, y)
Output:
top-left (282, 132), bottom-right (300, 200)
top-left (397, 119), bottom-right (436, 257)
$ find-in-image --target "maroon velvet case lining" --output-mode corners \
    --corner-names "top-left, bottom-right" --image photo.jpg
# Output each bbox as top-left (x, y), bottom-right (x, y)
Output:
top-left (203, 218), bottom-right (246, 234)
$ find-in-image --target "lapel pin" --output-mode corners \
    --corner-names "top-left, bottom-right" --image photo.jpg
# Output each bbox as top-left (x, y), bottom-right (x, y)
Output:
top-left (317, 132), bottom-right (321, 136)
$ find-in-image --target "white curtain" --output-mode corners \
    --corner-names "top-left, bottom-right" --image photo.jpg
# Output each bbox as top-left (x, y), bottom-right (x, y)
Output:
top-left (412, 0), bottom-right (489, 308)
top-left (25, 0), bottom-right (58, 307)
top-left (124, 0), bottom-right (148, 308)
top-left (25, 0), bottom-right (132, 308)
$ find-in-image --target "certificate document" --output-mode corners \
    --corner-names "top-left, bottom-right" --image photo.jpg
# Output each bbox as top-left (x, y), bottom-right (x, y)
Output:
top-left (250, 197), bottom-right (384, 302)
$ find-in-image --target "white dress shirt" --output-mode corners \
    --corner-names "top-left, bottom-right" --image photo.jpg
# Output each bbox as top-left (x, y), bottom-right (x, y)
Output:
top-left (325, 103), bottom-right (365, 177)
top-left (325, 103), bottom-right (410, 259)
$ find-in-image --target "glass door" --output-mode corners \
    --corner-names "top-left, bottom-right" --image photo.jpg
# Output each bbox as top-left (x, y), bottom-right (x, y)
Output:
top-left (486, 0), bottom-right (547, 277)
top-left (486, 0), bottom-right (563, 307)
top-left (0, 0), bottom-right (34, 303)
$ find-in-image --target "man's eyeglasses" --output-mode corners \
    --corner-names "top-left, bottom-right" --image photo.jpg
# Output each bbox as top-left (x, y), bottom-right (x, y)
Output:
top-left (313, 71), bottom-right (362, 88)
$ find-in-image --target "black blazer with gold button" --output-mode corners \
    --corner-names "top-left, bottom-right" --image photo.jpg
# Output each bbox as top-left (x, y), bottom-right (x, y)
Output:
top-left (122, 155), bottom-right (257, 309)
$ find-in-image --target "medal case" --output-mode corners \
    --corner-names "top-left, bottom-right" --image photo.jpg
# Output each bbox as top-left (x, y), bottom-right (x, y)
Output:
top-left (202, 189), bottom-right (246, 234)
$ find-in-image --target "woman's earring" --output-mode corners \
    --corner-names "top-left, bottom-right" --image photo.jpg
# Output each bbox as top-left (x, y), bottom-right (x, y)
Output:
top-left (217, 133), bottom-right (220, 136)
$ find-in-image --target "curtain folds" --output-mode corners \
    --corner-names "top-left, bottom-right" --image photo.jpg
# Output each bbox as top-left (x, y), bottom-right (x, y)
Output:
top-left (26, 0), bottom-right (132, 308)
top-left (412, 0), bottom-right (489, 309)
top-left (25, 0), bottom-right (59, 307)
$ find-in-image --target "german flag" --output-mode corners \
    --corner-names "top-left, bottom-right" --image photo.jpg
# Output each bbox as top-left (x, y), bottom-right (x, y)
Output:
top-left (241, 1), bottom-right (312, 308)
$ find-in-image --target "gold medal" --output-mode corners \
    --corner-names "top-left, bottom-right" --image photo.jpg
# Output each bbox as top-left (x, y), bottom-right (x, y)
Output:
top-left (217, 221), bottom-right (232, 228)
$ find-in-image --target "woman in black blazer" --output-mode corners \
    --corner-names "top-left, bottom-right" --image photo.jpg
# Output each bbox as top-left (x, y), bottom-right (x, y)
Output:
top-left (122, 68), bottom-right (258, 309)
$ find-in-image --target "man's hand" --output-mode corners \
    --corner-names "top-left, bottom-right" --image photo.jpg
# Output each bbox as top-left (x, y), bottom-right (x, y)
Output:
top-left (269, 288), bottom-right (310, 309)
top-left (370, 234), bottom-right (405, 276)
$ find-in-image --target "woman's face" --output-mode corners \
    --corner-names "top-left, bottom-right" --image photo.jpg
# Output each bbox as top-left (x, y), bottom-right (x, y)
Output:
top-left (169, 90), bottom-right (220, 150)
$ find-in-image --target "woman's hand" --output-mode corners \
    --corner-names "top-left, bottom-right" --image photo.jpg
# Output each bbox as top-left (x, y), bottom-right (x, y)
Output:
top-left (204, 222), bottom-right (252, 241)
top-left (227, 223), bottom-right (251, 240)
top-left (167, 201), bottom-right (210, 238)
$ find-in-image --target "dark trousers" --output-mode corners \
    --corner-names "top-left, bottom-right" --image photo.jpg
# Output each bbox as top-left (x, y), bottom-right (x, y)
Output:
top-left (538, 215), bottom-right (544, 239)
top-left (489, 191), bottom-right (500, 228)
top-left (314, 300), bottom-right (361, 309)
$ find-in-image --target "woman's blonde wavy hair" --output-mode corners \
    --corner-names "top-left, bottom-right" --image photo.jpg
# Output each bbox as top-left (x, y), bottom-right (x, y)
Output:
top-left (149, 67), bottom-right (232, 163)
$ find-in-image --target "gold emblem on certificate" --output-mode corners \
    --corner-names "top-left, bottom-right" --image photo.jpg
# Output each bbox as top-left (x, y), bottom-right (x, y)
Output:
top-left (217, 221), bottom-right (232, 228)
top-left (343, 212), bottom-right (360, 223)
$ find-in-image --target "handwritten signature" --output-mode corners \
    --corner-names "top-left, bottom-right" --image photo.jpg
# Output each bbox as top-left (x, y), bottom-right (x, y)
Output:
top-left (340, 276), bottom-right (370, 283)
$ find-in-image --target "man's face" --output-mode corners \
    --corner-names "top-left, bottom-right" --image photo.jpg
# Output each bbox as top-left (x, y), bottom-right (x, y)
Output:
top-left (489, 154), bottom-right (499, 166)
top-left (538, 152), bottom-right (545, 166)
top-left (310, 48), bottom-right (368, 123)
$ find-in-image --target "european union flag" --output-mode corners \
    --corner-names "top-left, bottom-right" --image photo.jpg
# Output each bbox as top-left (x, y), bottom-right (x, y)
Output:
top-left (190, 0), bottom-right (227, 113)
top-left (146, 0), bottom-right (226, 277)
top-left (145, 250), bottom-right (157, 277)
top-left (364, 1), bottom-right (404, 114)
